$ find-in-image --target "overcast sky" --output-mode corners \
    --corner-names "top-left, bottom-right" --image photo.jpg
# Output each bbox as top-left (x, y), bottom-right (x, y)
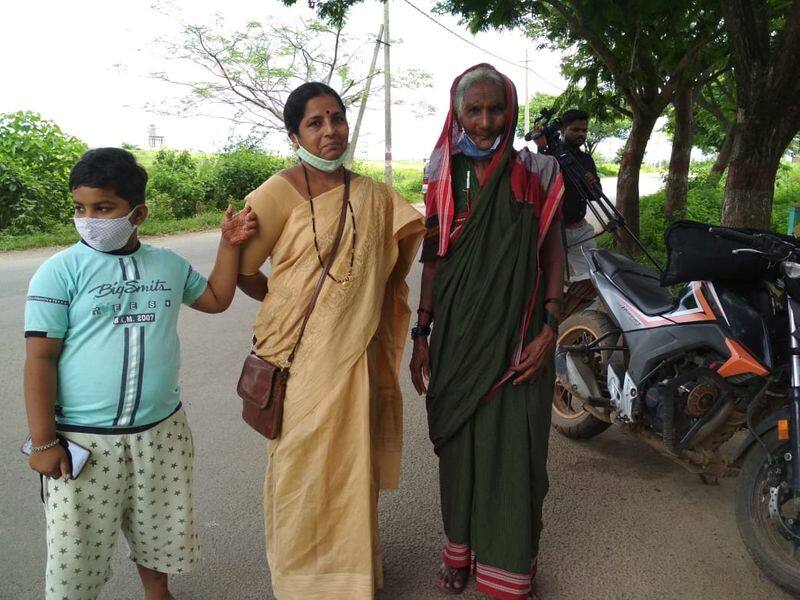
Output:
top-left (0, 0), bottom-right (671, 162)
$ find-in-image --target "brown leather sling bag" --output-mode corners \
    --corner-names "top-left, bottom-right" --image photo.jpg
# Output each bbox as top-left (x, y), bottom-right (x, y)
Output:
top-left (236, 171), bottom-right (351, 439)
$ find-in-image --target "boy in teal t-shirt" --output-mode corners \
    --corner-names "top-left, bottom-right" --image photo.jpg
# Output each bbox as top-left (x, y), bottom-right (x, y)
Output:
top-left (23, 148), bottom-right (256, 600)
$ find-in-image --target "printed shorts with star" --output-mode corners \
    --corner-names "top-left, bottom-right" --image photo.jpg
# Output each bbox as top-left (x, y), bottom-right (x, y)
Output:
top-left (43, 407), bottom-right (200, 600)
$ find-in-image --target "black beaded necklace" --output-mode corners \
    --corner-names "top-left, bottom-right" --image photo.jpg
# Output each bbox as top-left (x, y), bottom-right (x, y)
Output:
top-left (302, 164), bottom-right (356, 283)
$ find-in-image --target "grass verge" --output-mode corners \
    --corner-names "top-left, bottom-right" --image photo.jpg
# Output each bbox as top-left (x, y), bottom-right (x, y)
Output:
top-left (0, 211), bottom-right (225, 252)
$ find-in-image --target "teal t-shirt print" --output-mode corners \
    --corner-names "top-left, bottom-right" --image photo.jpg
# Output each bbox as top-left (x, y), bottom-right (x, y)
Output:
top-left (25, 243), bottom-right (208, 429)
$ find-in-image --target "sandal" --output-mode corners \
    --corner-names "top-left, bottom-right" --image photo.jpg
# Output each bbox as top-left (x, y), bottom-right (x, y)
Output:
top-left (436, 563), bottom-right (469, 595)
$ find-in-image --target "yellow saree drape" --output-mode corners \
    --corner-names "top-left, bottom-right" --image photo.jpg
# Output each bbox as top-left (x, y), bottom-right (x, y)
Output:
top-left (240, 174), bottom-right (424, 599)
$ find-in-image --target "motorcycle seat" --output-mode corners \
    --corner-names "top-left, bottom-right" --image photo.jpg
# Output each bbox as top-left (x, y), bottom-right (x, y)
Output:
top-left (590, 250), bottom-right (676, 316)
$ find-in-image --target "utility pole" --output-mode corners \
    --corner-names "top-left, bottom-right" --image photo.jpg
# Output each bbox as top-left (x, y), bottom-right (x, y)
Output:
top-left (383, 0), bottom-right (393, 186)
top-left (524, 49), bottom-right (530, 136)
top-left (345, 23), bottom-right (384, 168)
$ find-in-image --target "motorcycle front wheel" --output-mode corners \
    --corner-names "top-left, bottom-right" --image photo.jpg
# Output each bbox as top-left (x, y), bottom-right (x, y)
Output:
top-left (736, 430), bottom-right (800, 596)
top-left (552, 310), bottom-right (613, 440)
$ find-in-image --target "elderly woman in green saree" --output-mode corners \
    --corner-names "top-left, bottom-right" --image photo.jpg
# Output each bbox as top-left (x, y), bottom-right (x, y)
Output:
top-left (409, 64), bottom-right (565, 599)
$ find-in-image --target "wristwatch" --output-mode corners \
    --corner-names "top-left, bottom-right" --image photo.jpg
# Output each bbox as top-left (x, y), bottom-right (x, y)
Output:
top-left (411, 325), bottom-right (432, 340)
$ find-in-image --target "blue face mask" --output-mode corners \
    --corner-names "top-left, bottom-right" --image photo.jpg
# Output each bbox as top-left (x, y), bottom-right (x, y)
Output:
top-left (457, 130), bottom-right (503, 159)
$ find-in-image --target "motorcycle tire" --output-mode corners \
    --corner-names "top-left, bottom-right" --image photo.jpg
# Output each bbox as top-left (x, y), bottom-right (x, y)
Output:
top-left (735, 430), bottom-right (800, 596)
top-left (552, 310), bottom-right (613, 440)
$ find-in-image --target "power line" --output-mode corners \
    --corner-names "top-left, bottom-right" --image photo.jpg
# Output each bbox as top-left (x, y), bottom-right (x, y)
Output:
top-left (398, 0), bottom-right (565, 92)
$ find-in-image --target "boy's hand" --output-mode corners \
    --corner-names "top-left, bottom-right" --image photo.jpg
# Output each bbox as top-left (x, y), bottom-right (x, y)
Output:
top-left (29, 444), bottom-right (71, 479)
top-left (221, 204), bottom-right (257, 247)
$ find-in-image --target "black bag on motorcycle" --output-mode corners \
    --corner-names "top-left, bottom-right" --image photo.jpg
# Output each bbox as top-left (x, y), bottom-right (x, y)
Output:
top-left (662, 220), bottom-right (794, 285)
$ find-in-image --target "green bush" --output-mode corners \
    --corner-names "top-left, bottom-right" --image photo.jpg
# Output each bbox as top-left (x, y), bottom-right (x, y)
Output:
top-left (773, 163), bottom-right (800, 233)
top-left (595, 163), bottom-right (619, 177)
top-left (147, 150), bottom-right (204, 218)
top-left (0, 111), bottom-right (87, 234)
top-left (390, 168), bottom-right (424, 203)
top-left (206, 146), bottom-right (292, 210)
top-left (146, 191), bottom-right (175, 220)
top-left (352, 161), bottom-right (423, 203)
top-left (634, 162), bottom-right (800, 265)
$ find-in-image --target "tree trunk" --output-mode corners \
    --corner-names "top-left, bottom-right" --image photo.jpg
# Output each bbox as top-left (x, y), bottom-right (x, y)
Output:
top-left (721, 119), bottom-right (783, 229)
top-left (664, 86), bottom-right (694, 222)
top-left (708, 121), bottom-right (737, 185)
top-left (616, 112), bottom-right (658, 250)
top-left (721, 0), bottom-right (800, 228)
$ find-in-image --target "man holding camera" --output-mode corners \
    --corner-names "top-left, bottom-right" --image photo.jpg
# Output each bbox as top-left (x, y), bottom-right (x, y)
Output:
top-left (534, 108), bottom-right (600, 314)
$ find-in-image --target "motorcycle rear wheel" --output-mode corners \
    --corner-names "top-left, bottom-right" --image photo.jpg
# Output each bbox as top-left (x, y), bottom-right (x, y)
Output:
top-left (736, 430), bottom-right (800, 596)
top-left (552, 310), bottom-right (613, 440)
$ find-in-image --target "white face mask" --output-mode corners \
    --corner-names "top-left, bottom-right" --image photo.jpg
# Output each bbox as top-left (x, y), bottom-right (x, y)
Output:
top-left (293, 135), bottom-right (348, 172)
top-left (74, 208), bottom-right (138, 252)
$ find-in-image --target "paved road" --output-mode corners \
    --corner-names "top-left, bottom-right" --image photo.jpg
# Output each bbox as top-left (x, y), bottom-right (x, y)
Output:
top-left (583, 174), bottom-right (663, 233)
top-left (599, 173), bottom-right (664, 204)
top-left (0, 231), bottom-right (791, 600)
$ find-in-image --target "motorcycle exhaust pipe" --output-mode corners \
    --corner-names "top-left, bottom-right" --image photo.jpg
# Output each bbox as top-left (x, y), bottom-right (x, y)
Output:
top-left (684, 398), bottom-right (735, 450)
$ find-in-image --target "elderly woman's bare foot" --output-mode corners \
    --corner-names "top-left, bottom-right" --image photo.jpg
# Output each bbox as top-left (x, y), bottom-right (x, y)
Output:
top-left (526, 574), bottom-right (541, 599)
top-left (436, 563), bottom-right (469, 595)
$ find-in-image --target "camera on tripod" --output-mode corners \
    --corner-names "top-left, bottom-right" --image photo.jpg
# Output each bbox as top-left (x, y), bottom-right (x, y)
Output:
top-left (524, 107), bottom-right (563, 147)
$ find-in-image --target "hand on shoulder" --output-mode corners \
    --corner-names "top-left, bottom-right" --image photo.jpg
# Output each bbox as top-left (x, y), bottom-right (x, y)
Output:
top-left (221, 204), bottom-right (258, 246)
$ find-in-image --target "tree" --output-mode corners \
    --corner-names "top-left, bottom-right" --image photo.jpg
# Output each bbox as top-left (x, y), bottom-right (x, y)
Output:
top-left (519, 1), bottom-right (724, 246)
top-left (663, 83), bottom-right (695, 222)
top-left (0, 112), bottom-right (87, 234)
top-left (662, 70), bottom-right (738, 186)
top-left (720, 0), bottom-right (800, 228)
top-left (415, 0), bottom-right (723, 248)
top-left (583, 117), bottom-right (630, 157)
top-left (694, 73), bottom-right (738, 183)
top-left (149, 16), bottom-right (432, 151)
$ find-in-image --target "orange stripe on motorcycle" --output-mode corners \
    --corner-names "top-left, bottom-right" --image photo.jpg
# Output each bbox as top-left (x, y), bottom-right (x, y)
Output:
top-left (717, 338), bottom-right (769, 378)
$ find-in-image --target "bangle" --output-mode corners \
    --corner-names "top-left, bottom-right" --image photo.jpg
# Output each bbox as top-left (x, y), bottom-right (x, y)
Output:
top-left (30, 437), bottom-right (60, 453)
top-left (411, 325), bottom-right (432, 340)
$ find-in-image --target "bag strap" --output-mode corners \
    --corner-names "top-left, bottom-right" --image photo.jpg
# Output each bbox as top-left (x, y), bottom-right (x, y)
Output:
top-left (286, 169), bottom-right (351, 366)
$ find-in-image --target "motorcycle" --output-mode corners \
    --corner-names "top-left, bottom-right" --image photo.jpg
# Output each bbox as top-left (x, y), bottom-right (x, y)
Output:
top-left (554, 221), bottom-right (800, 595)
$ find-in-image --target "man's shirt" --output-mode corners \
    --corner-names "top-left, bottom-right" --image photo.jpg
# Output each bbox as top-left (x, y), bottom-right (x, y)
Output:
top-left (24, 242), bottom-right (208, 429)
top-left (561, 146), bottom-right (599, 226)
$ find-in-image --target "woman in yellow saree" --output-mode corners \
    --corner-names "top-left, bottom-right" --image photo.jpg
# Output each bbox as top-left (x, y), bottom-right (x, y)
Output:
top-left (236, 82), bottom-right (424, 599)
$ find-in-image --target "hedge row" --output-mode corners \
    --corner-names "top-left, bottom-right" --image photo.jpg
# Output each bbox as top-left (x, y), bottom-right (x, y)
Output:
top-left (0, 109), bottom-right (425, 236)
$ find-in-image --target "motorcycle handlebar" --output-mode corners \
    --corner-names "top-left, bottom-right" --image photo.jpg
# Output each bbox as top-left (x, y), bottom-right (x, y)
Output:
top-left (709, 226), bottom-right (799, 262)
top-left (708, 227), bottom-right (754, 245)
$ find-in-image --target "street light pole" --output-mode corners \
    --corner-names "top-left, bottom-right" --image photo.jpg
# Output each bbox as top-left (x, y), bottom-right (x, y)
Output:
top-left (383, 0), bottom-right (393, 186)
top-left (345, 23), bottom-right (384, 168)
